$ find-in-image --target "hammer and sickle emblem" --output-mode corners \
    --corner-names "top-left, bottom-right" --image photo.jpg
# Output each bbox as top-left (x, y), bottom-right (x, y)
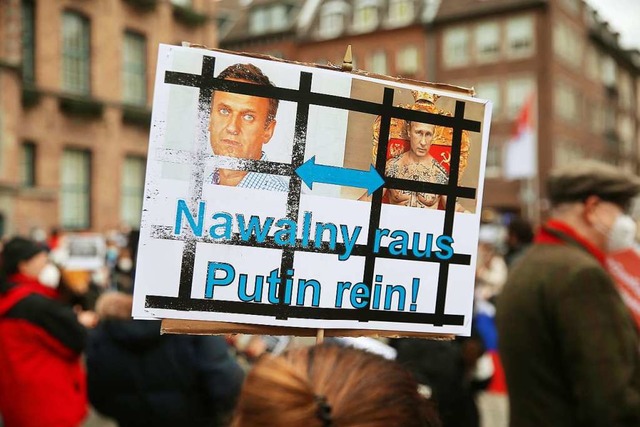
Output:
top-left (441, 152), bottom-right (451, 165)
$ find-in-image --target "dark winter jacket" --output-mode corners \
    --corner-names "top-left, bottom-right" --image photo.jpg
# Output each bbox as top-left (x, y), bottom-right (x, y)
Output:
top-left (496, 220), bottom-right (640, 427)
top-left (86, 292), bottom-right (244, 427)
top-left (392, 329), bottom-right (488, 427)
top-left (0, 273), bottom-right (88, 427)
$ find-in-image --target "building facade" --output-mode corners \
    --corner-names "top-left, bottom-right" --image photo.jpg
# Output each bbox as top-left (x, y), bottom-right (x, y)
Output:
top-left (218, 0), bottom-right (640, 221)
top-left (0, 0), bottom-right (217, 236)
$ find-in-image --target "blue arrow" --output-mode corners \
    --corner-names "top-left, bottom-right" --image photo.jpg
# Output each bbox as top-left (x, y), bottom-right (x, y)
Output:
top-left (296, 156), bottom-right (385, 195)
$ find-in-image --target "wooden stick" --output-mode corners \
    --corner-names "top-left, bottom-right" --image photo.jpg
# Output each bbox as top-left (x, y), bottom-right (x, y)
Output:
top-left (316, 328), bottom-right (325, 345)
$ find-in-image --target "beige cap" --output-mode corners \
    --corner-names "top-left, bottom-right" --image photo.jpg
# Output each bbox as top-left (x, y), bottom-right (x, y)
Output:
top-left (547, 160), bottom-right (640, 208)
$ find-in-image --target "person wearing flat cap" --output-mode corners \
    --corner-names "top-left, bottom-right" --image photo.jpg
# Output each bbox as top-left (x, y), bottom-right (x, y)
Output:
top-left (0, 236), bottom-right (88, 427)
top-left (496, 160), bottom-right (640, 427)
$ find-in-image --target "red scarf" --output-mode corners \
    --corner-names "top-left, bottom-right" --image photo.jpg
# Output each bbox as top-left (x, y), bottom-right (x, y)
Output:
top-left (535, 219), bottom-right (606, 267)
top-left (7, 273), bottom-right (59, 299)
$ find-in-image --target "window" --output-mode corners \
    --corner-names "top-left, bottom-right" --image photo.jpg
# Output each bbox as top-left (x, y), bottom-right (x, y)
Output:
top-left (21, 0), bottom-right (35, 84)
top-left (619, 114), bottom-right (634, 152)
top-left (319, 1), bottom-right (347, 38)
top-left (506, 77), bottom-right (535, 118)
top-left (123, 32), bottom-right (146, 106)
top-left (554, 81), bottom-right (578, 122)
top-left (554, 140), bottom-right (583, 166)
top-left (353, 0), bottom-right (379, 32)
top-left (250, 5), bottom-right (289, 34)
top-left (121, 156), bottom-right (146, 228)
top-left (61, 149), bottom-right (91, 229)
top-left (553, 20), bottom-right (582, 68)
top-left (170, 0), bottom-right (192, 6)
top-left (601, 56), bottom-right (616, 86)
top-left (396, 45), bottom-right (419, 76)
top-left (506, 15), bottom-right (534, 58)
top-left (560, 0), bottom-right (580, 15)
top-left (62, 11), bottom-right (90, 95)
top-left (588, 101), bottom-right (604, 134)
top-left (475, 82), bottom-right (501, 118)
top-left (369, 50), bottom-right (387, 74)
top-left (475, 21), bottom-right (500, 63)
top-left (585, 45), bottom-right (599, 81)
top-left (270, 5), bottom-right (288, 31)
top-left (485, 140), bottom-right (502, 178)
top-left (443, 26), bottom-right (469, 68)
top-left (619, 72), bottom-right (633, 110)
top-left (21, 142), bottom-right (36, 187)
top-left (388, 0), bottom-right (413, 26)
top-left (249, 7), bottom-right (268, 34)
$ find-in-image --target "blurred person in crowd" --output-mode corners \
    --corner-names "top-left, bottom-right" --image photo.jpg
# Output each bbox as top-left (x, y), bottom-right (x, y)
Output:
top-left (503, 216), bottom-right (534, 267)
top-left (231, 343), bottom-right (441, 427)
top-left (496, 160), bottom-right (640, 427)
top-left (0, 236), bottom-right (88, 427)
top-left (29, 226), bottom-right (47, 244)
top-left (56, 269), bottom-right (100, 328)
top-left (47, 227), bottom-right (63, 251)
top-left (475, 226), bottom-right (508, 303)
top-left (112, 229), bottom-right (138, 293)
top-left (392, 328), bottom-right (492, 427)
top-left (86, 290), bottom-right (244, 427)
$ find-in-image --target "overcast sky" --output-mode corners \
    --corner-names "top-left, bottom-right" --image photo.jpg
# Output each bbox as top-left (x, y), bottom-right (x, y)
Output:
top-left (585, 0), bottom-right (640, 50)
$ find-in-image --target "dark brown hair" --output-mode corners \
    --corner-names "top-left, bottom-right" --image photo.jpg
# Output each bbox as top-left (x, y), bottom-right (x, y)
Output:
top-left (231, 344), bottom-right (441, 427)
top-left (216, 63), bottom-right (279, 125)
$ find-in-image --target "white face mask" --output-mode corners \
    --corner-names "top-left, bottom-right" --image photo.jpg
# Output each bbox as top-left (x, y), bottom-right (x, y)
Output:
top-left (118, 257), bottom-right (133, 273)
top-left (38, 263), bottom-right (61, 288)
top-left (606, 214), bottom-right (637, 253)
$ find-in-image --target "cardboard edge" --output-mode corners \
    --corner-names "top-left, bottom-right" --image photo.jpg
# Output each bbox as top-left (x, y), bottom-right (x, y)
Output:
top-left (161, 319), bottom-right (455, 340)
top-left (180, 43), bottom-right (475, 98)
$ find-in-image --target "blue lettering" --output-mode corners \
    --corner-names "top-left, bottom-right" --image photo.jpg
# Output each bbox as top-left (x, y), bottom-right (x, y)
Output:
top-left (236, 214), bottom-right (274, 243)
top-left (388, 230), bottom-right (409, 256)
top-left (238, 274), bottom-right (263, 302)
top-left (174, 199), bottom-right (205, 237)
top-left (339, 225), bottom-right (361, 261)
top-left (274, 218), bottom-right (297, 246)
top-left (373, 228), bottom-right (389, 253)
top-left (314, 222), bottom-right (338, 250)
top-left (350, 282), bottom-right (370, 308)
top-left (384, 285), bottom-right (406, 311)
top-left (435, 235), bottom-right (454, 260)
top-left (297, 279), bottom-right (320, 307)
top-left (204, 262), bottom-right (234, 299)
top-left (209, 212), bottom-right (232, 239)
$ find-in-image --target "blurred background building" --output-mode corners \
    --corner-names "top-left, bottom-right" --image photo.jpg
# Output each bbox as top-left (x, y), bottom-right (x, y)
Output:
top-left (1, 0), bottom-right (638, 235)
top-left (218, 0), bottom-right (640, 224)
top-left (0, 0), bottom-right (216, 235)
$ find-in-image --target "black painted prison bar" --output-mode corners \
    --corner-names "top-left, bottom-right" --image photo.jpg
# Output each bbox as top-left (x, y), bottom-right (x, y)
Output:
top-left (146, 55), bottom-right (482, 327)
top-left (150, 225), bottom-right (472, 265)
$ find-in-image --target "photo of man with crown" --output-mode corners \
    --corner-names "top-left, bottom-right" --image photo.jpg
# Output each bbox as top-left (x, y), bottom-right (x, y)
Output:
top-left (356, 87), bottom-right (478, 212)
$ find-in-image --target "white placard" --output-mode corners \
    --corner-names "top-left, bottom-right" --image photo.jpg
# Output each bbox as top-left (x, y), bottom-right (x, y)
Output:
top-left (133, 44), bottom-right (492, 336)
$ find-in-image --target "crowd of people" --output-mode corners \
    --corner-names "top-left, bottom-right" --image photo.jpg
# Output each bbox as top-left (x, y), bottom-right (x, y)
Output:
top-left (1, 159), bottom-right (640, 427)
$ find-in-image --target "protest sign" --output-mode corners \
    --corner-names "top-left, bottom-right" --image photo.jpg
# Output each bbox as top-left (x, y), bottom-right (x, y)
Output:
top-left (132, 44), bottom-right (492, 336)
top-left (63, 233), bottom-right (106, 271)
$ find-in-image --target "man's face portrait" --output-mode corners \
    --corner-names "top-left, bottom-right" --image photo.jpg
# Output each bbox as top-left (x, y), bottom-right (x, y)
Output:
top-left (209, 78), bottom-right (276, 161)
top-left (408, 121), bottom-right (435, 158)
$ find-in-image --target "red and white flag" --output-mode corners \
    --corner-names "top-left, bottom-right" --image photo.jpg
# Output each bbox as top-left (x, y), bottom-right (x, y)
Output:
top-left (504, 94), bottom-right (536, 180)
top-left (607, 248), bottom-right (640, 330)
